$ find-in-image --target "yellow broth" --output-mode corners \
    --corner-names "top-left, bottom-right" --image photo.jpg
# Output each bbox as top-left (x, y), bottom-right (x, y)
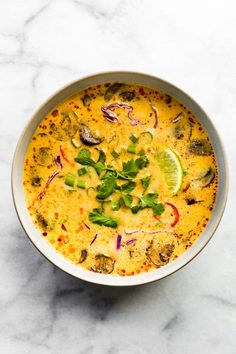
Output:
top-left (23, 83), bottom-right (218, 276)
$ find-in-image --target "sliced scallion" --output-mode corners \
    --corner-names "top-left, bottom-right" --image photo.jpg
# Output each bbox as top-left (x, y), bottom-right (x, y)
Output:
top-left (127, 144), bottom-right (136, 154)
top-left (65, 173), bottom-right (76, 187)
top-left (77, 180), bottom-right (86, 189)
top-left (129, 134), bottom-right (138, 143)
top-left (111, 150), bottom-right (120, 159)
top-left (78, 167), bottom-right (88, 176)
top-left (139, 131), bottom-right (153, 145)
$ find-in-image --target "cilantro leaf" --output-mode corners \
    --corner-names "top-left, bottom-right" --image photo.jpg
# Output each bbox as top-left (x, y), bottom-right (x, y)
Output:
top-left (75, 149), bottom-right (106, 175)
top-left (140, 193), bottom-right (158, 208)
top-left (131, 192), bottom-right (165, 216)
top-left (119, 181), bottom-right (136, 193)
top-left (89, 208), bottom-right (118, 228)
top-left (131, 205), bottom-right (140, 214)
top-left (121, 194), bottom-right (132, 207)
top-left (141, 176), bottom-right (151, 190)
top-left (151, 203), bottom-right (165, 216)
top-left (75, 149), bottom-right (95, 166)
top-left (96, 170), bottom-right (117, 200)
top-left (135, 156), bottom-right (149, 169)
top-left (111, 200), bottom-right (121, 211)
top-left (94, 150), bottom-right (106, 175)
top-left (120, 159), bottom-right (138, 179)
top-left (140, 193), bottom-right (164, 216)
top-left (119, 156), bottom-right (149, 179)
top-left (94, 162), bottom-right (104, 175)
top-left (97, 150), bottom-right (106, 164)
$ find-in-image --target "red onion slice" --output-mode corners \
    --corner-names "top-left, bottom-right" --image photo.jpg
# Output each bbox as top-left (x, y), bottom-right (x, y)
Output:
top-left (38, 169), bottom-right (59, 200)
top-left (38, 153), bottom-right (63, 200)
top-left (83, 221), bottom-right (90, 230)
top-left (124, 229), bottom-right (139, 235)
top-left (126, 238), bottom-right (137, 245)
top-left (116, 234), bottom-right (122, 250)
top-left (101, 103), bottom-right (142, 126)
top-left (55, 155), bottom-right (63, 168)
top-left (90, 233), bottom-right (98, 245)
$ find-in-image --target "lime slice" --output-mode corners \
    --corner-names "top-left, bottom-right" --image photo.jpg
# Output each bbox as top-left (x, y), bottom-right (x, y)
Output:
top-left (155, 148), bottom-right (183, 195)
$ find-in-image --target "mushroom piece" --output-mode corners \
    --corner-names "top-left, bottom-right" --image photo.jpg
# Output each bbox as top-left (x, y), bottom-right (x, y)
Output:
top-left (119, 91), bottom-right (135, 102)
top-left (191, 167), bottom-right (215, 188)
top-left (37, 147), bottom-right (52, 166)
top-left (36, 213), bottom-right (49, 230)
top-left (188, 139), bottom-right (212, 156)
top-left (185, 197), bottom-right (203, 205)
top-left (79, 123), bottom-right (103, 145)
top-left (78, 249), bottom-right (88, 264)
top-left (147, 233), bottom-right (175, 267)
top-left (82, 94), bottom-right (92, 107)
top-left (91, 254), bottom-right (115, 274)
top-left (50, 111), bottom-right (78, 141)
top-left (172, 114), bottom-right (192, 141)
top-left (30, 175), bottom-right (42, 187)
top-left (104, 83), bottom-right (125, 101)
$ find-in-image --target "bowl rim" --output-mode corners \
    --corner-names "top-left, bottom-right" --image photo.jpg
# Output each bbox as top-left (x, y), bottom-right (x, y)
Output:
top-left (11, 71), bottom-right (229, 286)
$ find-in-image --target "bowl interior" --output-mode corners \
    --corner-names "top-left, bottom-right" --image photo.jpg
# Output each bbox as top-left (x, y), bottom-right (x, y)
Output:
top-left (12, 72), bottom-right (228, 286)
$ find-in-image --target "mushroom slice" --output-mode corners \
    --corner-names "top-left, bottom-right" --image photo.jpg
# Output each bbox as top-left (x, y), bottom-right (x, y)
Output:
top-left (185, 197), bottom-right (203, 205)
top-left (79, 123), bottom-right (103, 145)
top-left (50, 111), bottom-right (78, 141)
top-left (188, 139), bottom-right (212, 156)
top-left (36, 213), bottom-right (49, 230)
top-left (31, 175), bottom-right (42, 187)
top-left (82, 94), bottom-right (92, 107)
top-left (147, 233), bottom-right (175, 267)
top-left (104, 83), bottom-right (125, 101)
top-left (119, 91), bottom-right (135, 102)
top-left (78, 249), bottom-right (88, 264)
top-left (37, 147), bottom-right (52, 166)
top-left (172, 114), bottom-right (192, 142)
top-left (191, 167), bottom-right (215, 188)
top-left (91, 254), bottom-right (115, 274)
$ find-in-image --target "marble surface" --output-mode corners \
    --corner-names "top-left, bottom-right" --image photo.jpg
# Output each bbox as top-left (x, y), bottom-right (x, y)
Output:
top-left (0, 0), bottom-right (235, 353)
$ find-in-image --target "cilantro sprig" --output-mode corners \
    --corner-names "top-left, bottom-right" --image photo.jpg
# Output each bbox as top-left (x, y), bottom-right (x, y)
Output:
top-left (89, 208), bottom-right (118, 228)
top-left (74, 147), bottom-right (163, 228)
top-left (75, 149), bottom-right (106, 176)
top-left (131, 192), bottom-right (164, 216)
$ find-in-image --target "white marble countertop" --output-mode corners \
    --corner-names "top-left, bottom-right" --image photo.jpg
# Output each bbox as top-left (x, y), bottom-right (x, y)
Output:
top-left (1, 0), bottom-right (235, 353)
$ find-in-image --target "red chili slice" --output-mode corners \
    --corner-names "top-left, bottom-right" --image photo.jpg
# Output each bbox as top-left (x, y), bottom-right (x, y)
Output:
top-left (61, 223), bottom-right (67, 231)
top-left (60, 146), bottom-right (72, 165)
top-left (165, 202), bottom-right (180, 227)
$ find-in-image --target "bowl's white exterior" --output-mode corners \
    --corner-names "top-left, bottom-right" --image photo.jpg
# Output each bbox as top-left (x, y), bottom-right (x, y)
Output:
top-left (12, 72), bottom-right (228, 286)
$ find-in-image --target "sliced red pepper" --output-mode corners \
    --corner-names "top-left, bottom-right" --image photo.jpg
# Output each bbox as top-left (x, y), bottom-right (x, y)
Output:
top-left (60, 146), bottom-right (72, 165)
top-left (165, 202), bottom-right (179, 227)
top-left (61, 223), bottom-right (67, 231)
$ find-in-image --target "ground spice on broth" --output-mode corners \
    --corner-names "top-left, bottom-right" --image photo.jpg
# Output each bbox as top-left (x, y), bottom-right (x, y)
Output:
top-left (23, 82), bottom-right (218, 276)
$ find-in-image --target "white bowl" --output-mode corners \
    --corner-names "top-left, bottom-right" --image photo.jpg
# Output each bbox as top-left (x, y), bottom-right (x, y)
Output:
top-left (12, 72), bottom-right (228, 286)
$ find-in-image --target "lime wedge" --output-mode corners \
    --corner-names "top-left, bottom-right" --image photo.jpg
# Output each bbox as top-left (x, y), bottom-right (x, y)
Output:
top-left (155, 148), bottom-right (183, 195)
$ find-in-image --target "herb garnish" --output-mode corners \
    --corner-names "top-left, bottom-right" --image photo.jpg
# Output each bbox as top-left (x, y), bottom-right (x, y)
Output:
top-left (96, 170), bottom-right (117, 200)
top-left (118, 156), bottom-right (149, 179)
top-left (89, 208), bottom-right (118, 228)
top-left (141, 176), bottom-right (151, 190)
top-left (131, 193), bottom-right (165, 216)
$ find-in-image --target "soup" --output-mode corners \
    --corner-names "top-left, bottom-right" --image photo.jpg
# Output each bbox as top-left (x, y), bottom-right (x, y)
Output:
top-left (23, 82), bottom-right (218, 276)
